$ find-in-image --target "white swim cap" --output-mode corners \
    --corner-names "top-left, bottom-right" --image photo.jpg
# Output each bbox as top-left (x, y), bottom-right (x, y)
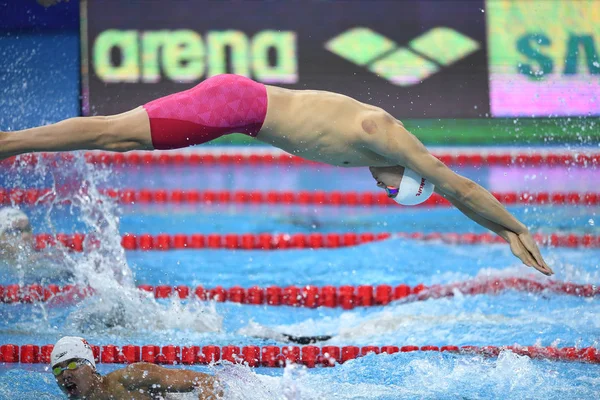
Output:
top-left (0, 207), bottom-right (29, 236)
top-left (393, 167), bottom-right (435, 206)
top-left (50, 336), bottom-right (96, 368)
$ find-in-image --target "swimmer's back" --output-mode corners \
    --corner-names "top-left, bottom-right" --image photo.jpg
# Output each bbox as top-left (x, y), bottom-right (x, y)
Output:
top-left (259, 86), bottom-right (391, 167)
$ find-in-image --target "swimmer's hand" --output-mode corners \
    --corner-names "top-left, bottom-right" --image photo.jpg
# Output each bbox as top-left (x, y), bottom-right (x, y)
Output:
top-left (507, 231), bottom-right (553, 276)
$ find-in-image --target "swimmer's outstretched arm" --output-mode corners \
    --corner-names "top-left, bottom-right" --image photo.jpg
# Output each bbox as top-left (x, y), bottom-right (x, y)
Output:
top-left (363, 118), bottom-right (552, 276)
top-left (0, 107), bottom-right (153, 160)
top-left (436, 190), bottom-right (552, 275)
top-left (116, 362), bottom-right (221, 399)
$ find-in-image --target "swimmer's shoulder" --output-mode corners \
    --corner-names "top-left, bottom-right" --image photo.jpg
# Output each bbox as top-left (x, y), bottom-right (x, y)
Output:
top-left (99, 366), bottom-right (152, 399)
top-left (107, 362), bottom-right (157, 389)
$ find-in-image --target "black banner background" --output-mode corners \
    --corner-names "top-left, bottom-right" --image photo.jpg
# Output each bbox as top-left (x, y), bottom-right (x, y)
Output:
top-left (83, 0), bottom-right (489, 118)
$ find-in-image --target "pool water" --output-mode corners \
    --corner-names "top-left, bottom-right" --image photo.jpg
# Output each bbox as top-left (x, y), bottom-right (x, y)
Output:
top-left (0, 152), bottom-right (599, 399)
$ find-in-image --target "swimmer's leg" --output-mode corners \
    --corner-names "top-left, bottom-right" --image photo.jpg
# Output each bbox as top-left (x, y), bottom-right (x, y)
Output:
top-left (0, 74), bottom-right (268, 160)
top-left (0, 106), bottom-right (152, 160)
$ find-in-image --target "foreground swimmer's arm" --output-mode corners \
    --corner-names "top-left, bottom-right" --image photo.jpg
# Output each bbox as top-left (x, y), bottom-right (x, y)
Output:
top-left (117, 362), bottom-right (221, 399)
top-left (363, 118), bottom-right (552, 276)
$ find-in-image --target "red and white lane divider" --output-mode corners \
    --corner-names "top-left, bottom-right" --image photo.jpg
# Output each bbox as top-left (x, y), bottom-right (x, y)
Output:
top-left (31, 232), bottom-right (600, 252)
top-left (4, 151), bottom-right (599, 168)
top-left (36, 232), bottom-right (390, 251)
top-left (2, 343), bottom-right (599, 366)
top-left (2, 278), bottom-right (597, 307)
top-left (3, 188), bottom-right (599, 207)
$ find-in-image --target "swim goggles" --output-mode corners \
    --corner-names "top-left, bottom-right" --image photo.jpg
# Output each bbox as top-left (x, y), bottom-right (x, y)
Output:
top-left (52, 359), bottom-right (91, 376)
top-left (384, 186), bottom-right (399, 199)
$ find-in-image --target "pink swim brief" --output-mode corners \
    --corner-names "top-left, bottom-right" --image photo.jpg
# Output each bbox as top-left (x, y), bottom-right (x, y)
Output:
top-left (143, 74), bottom-right (268, 150)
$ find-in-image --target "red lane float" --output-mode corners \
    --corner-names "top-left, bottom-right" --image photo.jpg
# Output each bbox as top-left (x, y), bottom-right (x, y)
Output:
top-left (30, 232), bottom-right (600, 252)
top-left (2, 343), bottom-right (599, 366)
top-left (0, 284), bottom-right (92, 305)
top-left (3, 151), bottom-right (599, 168)
top-left (2, 278), bottom-right (597, 307)
top-left (2, 188), bottom-right (600, 207)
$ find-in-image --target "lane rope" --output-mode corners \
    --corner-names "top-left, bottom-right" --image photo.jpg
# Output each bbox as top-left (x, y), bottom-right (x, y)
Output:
top-left (31, 232), bottom-right (600, 251)
top-left (3, 151), bottom-right (599, 168)
top-left (2, 188), bottom-right (599, 207)
top-left (2, 343), bottom-right (599, 367)
top-left (2, 277), bottom-right (597, 307)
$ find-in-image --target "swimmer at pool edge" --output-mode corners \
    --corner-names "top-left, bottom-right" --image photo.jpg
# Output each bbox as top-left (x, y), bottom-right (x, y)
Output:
top-left (0, 74), bottom-right (552, 276)
top-left (51, 336), bottom-right (221, 399)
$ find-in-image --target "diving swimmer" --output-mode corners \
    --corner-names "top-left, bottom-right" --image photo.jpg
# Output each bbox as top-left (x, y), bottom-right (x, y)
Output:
top-left (51, 336), bottom-right (220, 399)
top-left (0, 74), bottom-right (552, 276)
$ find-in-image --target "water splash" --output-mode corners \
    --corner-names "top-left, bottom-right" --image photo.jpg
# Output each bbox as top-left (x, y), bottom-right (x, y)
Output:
top-left (4, 154), bottom-right (223, 336)
top-left (66, 293), bottom-right (222, 335)
top-left (0, 369), bottom-right (62, 399)
top-left (213, 350), bottom-right (598, 399)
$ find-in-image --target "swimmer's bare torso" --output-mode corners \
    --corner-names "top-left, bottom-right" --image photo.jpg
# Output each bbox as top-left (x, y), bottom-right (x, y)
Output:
top-left (70, 363), bottom-right (218, 399)
top-left (258, 86), bottom-right (392, 167)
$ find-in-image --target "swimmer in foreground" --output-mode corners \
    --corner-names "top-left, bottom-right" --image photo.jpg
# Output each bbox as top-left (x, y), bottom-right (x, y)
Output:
top-left (0, 74), bottom-right (552, 275)
top-left (51, 336), bottom-right (221, 399)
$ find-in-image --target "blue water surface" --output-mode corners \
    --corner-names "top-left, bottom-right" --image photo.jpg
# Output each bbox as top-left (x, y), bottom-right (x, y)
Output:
top-left (0, 155), bottom-right (598, 399)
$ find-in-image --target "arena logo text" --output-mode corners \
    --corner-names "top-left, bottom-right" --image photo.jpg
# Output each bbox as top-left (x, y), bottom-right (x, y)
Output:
top-left (92, 29), bottom-right (298, 84)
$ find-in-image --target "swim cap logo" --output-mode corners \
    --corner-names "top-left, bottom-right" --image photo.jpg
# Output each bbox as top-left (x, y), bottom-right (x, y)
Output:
top-left (81, 339), bottom-right (91, 350)
top-left (55, 351), bottom-right (68, 359)
top-left (416, 178), bottom-right (426, 196)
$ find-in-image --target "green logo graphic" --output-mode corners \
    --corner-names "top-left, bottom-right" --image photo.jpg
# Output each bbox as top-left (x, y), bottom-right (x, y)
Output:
top-left (325, 27), bottom-right (480, 86)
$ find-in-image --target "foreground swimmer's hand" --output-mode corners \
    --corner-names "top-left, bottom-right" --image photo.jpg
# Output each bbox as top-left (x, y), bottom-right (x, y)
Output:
top-left (517, 231), bottom-right (554, 275)
top-left (507, 231), bottom-right (553, 276)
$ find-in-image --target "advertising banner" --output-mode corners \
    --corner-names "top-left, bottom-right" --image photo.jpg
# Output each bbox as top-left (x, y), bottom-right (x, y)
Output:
top-left (487, 0), bottom-right (600, 117)
top-left (82, 0), bottom-right (489, 118)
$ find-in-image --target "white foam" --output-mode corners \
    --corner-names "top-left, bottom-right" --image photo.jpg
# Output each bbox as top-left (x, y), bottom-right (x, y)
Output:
top-left (210, 349), bottom-right (596, 399)
top-left (66, 291), bottom-right (223, 334)
top-left (215, 362), bottom-right (408, 400)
